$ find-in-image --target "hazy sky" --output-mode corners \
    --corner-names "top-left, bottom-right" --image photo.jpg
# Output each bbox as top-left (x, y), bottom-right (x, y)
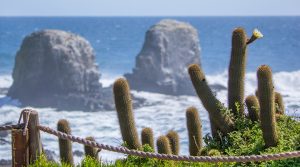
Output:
top-left (1, 0), bottom-right (300, 16)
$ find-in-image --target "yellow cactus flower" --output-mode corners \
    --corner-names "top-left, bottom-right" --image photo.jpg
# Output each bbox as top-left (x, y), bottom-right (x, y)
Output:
top-left (253, 28), bottom-right (263, 39)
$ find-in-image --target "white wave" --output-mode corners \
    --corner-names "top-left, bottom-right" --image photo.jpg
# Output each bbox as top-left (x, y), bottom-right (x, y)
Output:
top-left (0, 75), bottom-right (12, 89)
top-left (100, 73), bottom-right (121, 87)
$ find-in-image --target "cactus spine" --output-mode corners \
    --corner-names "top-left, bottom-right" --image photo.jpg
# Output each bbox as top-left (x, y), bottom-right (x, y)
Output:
top-left (166, 130), bottom-right (180, 155)
top-left (245, 95), bottom-right (260, 122)
top-left (257, 65), bottom-right (278, 147)
top-left (57, 119), bottom-right (74, 166)
top-left (156, 136), bottom-right (172, 154)
top-left (84, 137), bottom-right (99, 161)
top-left (113, 78), bottom-right (141, 149)
top-left (275, 92), bottom-right (285, 115)
top-left (188, 64), bottom-right (234, 134)
top-left (141, 127), bottom-right (154, 149)
top-left (228, 28), bottom-right (248, 116)
top-left (186, 107), bottom-right (203, 156)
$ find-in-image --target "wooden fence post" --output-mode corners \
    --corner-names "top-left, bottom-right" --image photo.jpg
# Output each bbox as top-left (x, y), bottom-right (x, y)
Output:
top-left (23, 110), bottom-right (43, 163)
top-left (12, 129), bottom-right (29, 167)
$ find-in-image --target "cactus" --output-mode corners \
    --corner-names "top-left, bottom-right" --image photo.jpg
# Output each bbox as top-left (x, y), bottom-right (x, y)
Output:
top-left (188, 64), bottom-right (234, 134)
top-left (113, 78), bottom-right (141, 149)
top-left (257, 90), bottom-right (284, 115)
top-left (156, 136), bottom-right (172, 154)
top-left (198, 147), bottom-right (209, 156)
top-left (257, 65), bottom-right (278, 147)
top-left (228, 28), bottom-right (248, 116)
top-left (208, 149), bottom-right (221, 156)
top-left (186, 107), bottom-right (203, 156)
top-left (245, 95), bottom-right (260, 122)
top-left (57, 119), bottom-right (74, 166)
top-left (84, 137), bottom-right (99, 161)
top-left (141, 127), bottom-right (154, 149)
top-left (166, 130), bottom-right (180, 155)
top-left (275, 92), bottom-right (285, 115)
top-left (209, 115), bottom-right (219, 139)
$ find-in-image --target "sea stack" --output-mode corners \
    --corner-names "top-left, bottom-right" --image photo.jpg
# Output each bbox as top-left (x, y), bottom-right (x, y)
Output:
top-left (7, 29), bottom-right (113, 111)
top-left (125, 19), bottom-right (201, 95)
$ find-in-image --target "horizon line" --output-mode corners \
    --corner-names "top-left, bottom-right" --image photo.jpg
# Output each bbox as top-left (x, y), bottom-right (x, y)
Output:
top-left (0, 15), bottom-right (300, 18)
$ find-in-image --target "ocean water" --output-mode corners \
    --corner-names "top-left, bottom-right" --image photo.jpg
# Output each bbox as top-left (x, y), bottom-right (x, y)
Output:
top-left (0, 17), bottom-right (300, 163)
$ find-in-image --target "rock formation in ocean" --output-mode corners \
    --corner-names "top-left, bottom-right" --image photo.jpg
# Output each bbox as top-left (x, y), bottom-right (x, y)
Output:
top-left (125, 19), bottom-right (201, 95)
top-left (7, 29), bottom-right (113, 111)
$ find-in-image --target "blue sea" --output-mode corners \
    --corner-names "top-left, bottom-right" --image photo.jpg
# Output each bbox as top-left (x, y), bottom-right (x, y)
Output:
top-left (0, 17), bottom-right (300, 163)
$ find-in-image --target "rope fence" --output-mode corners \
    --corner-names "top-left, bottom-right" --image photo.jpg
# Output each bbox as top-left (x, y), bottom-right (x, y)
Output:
top-left (1, 109), bottom-right (300, 164)
top-left (37, 124), bottom-right (300, 163)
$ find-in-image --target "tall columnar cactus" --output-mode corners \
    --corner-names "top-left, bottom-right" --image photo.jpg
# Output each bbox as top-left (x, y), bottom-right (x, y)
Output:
top-left (156, 136), bottom-right (172, 154)
top-left (257, 65), bottom-right (278, 147)
top-left (84, 137), bottom-right (99, 161)
top-left (166, 130), bottom-right (180, 155)
top-left (209, 115), bottom-right (219, 139)
top-left (275, 92), bottom-right (285, 115)
top-left (228, 28), bottom-right (248, 116)
top-left (113, 78), bottom-right (141, 149)
top-left (245, 95), bottom-right (260, 122)
top-left (141, 127), bottom-right (154, 149)
top-left (57, 119), bottom-right (74, 166)
top-left (186, 107), bottom-right (203, 156)
top-left (188, 64), bottom-right (234, 134)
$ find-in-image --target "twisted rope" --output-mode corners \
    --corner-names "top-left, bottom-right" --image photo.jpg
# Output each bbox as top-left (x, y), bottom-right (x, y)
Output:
top-left (17, 109), bottom-right (32, 136)
top-left (38, 125), bottom-right (300, 163)
top-left (0, 124), bottom-right (24, 131)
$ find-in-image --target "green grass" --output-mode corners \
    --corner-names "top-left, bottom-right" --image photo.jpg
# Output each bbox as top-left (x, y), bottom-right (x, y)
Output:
top-left (31, 115), bottom-right (300, 167)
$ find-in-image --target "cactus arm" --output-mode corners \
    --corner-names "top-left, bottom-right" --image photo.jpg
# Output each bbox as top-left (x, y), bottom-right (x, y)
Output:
top-left (186, 107), bottom-right (203, 156)
top-left (257, 65), bottom-right (278, 147)
top-left (156, 136), bottom-right (172, 154)
top-left (245, 95), bottom-right (260, 122)
top-left (141, 127), bottom-right (154, 149)
top-left (228, 28), bottom-right (247, 116)
top-left (275, 92), bottom-right (285, 115)
top-left (113, 78), bottom-right (141, 149)
top-left (188, 64), bottom-right (234, 134)
top-left (166, 130), bottom-right (180, 155)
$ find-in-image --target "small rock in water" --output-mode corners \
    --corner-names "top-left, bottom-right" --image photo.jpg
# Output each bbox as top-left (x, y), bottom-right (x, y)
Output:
top-left (125, 19), bottom-right (201, 95)
top-left (0, 159), bottom-right (11, 166)
top-left (44, 149), bottom-right (56, 161)
top-left (73, 150), bottom-right (84, 157)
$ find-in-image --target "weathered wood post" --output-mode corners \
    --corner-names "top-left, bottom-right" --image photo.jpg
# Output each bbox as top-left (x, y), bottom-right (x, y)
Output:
top-left (12, 129), bottom-right (29, 167)
top-left (23, 110), bottom-right (42, 163)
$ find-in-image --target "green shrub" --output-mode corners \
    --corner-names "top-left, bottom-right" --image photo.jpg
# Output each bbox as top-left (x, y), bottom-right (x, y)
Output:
top-left (29, 154), bottom-right (70, 167)
top-left (81, 156), bottom-right (101, 167)
top-left (212, 115), bottom-right (300, 166)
